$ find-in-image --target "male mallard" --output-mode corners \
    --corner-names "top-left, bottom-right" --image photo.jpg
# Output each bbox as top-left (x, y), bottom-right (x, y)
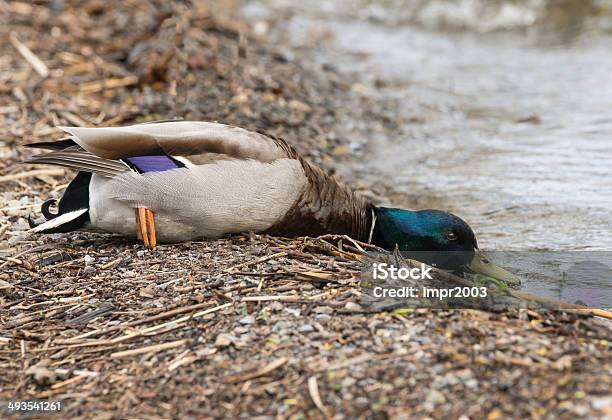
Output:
top-left (25, 121), bottom-right (518, 284)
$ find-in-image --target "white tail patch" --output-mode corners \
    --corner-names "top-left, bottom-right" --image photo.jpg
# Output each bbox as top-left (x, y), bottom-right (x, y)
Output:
top-left (30, 208), bottom-right (88, 233)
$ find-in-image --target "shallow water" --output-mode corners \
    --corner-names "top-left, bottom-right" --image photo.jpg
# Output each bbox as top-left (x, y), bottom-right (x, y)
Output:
top-left (243, 0), bottom-right (612, 307)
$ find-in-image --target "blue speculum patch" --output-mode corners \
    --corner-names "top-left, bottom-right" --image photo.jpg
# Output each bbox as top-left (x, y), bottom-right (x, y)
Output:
top-left (125, 155), bottom-right (183, 173)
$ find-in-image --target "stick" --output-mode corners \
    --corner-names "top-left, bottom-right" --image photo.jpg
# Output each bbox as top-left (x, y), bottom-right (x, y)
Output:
top-left (10, 32), bottom-right (49, 78)
top-left (226, 357), bottom-right (288, 382)
top-left (308, 376), bottom-right (330, 417)
top-left (241, 295), bottom-right (299, 302)
top-left (33, 303), bottom-right (232, 352)
top-left (224, 252), bottom-right (286, 273)
top-left (111, 339), bottom-right (186, 359)
top-left (63, 301), bottom-right (221, 342)
top-left (79, 76), bottom-right (139, 93)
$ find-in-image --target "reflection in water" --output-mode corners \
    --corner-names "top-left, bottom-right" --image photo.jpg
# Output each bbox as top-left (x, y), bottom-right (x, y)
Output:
top-left (490, 251), bottom-right (612, 308)
top-left (244, 0), bottom-right (612, 304)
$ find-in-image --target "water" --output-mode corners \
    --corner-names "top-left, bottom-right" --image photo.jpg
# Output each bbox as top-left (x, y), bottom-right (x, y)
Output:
top-left (243, 0), bottom-right (612, 307)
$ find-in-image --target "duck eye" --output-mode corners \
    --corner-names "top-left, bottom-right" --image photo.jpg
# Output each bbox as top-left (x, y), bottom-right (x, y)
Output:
top-left (446, 231), bottom-right (457, 241)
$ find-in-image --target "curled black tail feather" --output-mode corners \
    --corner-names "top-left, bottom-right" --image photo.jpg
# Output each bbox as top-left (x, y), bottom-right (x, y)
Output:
top-left (41, 199), bottom-right (59, 219)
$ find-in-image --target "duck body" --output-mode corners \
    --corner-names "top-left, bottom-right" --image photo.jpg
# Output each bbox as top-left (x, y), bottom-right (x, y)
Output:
top-left (26, 121), bottom-right (520, 285)
top-left (28, 122), bottom-right (372, 243)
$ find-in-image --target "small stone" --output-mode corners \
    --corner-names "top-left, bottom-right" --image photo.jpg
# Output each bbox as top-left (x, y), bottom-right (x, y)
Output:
top-left (137, 250), bottom-right (145, 257)
top-left (298, 324), bottom-right (314, 333)
top-left (253, 21), bottom-right (268, 36)
top-left (313, 306), bottom-right (333, 314)
top-left (465, 379), bottom-right (478, 389)
top-left (215, 333), bottom-right (235, 347)
top-left (234, 326), bottom-right (249, 334)
top-left (331, 144), bottom-right (350, 156)
top-left (239, 315), bottom-right (255, 325)
top-left (341, 377), bottom-right (356, 387)
top-left (84, 255), bottom-right (95, 265)
top-left (14, 218), bottom-right (30, 231)
top-left (283, 307), bottom-right (300, 317)
top-left (8, 233), bottom-right (27, 245)
top-left (591, 395), bottom-right (612, 410)
top-left (266, 302), bottom-right (283, 311)
top-left (571, 405), bottom-right (590, 416)
top-left (272, 320), bottom-right (290, 332)
top-left (487, 409), bottom-right (503, 420)
top-left (314, 314), bottom-right (332, 323)
top-left (289, 99), bottom-right (312, 113)
top-left (344, 302), bottom-right (362, 312)
top-left (26, 366), bottom-right (56, 385)
top-left (425, 389), bottom-right (446, 406)
top-left (139, 287), bottom-right (155, 298)
top-left (83, 266), bottom-right (96, 274)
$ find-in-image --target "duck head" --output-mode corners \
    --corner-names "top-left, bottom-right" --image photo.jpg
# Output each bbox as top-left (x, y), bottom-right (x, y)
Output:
top-left (371, 207), bottom-right (520, 285)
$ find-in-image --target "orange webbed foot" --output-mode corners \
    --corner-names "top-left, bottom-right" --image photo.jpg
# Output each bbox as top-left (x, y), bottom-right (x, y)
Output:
top-left (136, 207), bottom-right (156, 249)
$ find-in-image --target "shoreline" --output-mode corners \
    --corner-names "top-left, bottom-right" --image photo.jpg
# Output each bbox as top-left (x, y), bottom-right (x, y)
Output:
top-left (1, 1), bottom-right (610, 417)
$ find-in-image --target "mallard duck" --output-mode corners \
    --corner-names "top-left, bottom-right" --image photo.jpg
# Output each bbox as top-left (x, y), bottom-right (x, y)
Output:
top-left (25, 121), bottom-right (519, 284)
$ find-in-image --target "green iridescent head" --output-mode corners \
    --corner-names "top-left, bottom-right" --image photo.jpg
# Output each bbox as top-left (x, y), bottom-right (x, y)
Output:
top-left (372, 207), bottom-right (520, 285)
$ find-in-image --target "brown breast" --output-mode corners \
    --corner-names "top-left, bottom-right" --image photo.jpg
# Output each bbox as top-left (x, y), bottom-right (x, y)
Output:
top-left (263, 135), bottom-right (373, 241)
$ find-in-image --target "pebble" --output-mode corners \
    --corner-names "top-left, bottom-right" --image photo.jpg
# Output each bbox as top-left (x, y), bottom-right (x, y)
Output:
top-left (465, 379), bottom-right (479, 389)
top-left (344, 302), bottom-right (362, 312)
top-left (341, 377), bottom-right (356, 387)
top-left (214, 333), bottom-right (236, 347)
top-left (283, 307), bottom-right (300, 317)
top-left (313, 306), bottom-right (333, 314)
top-left (14, 218), bottom-right (30, 231)
top-left (266, 302), bottom-right (283, 311)
top-left (314, 314), bottom-right (332, 323)
top-left (272, 320), bottom-right (290, 332)
top-left (8, 232), bottom-right (27, 245)
top-left (239, 315), bottom-right (255, 325)
top-left (425, 389), bottom-right (446, 406)
top-left (234, 326), bottom-right (250, 334)
top-left (84, 255), bottom-right (95, 265)
top-left (591, 395), bottom-right (612, 410)
top-left (298, 324), bottom-right (314, 333)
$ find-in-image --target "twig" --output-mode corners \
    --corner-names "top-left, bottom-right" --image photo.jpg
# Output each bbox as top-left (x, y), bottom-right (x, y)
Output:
top-left (63, 301), bottom-right (221, 343)
top-left (79, 76), bottom-right (139, 93)
top-left (224, 251), bottom-right (286, 273)
top-left (308, 376), bottom-right (330, 417)
top-left (50, 374), bottom-right (89, 390)
top-left (225, 357), bottom-right (288, 382)
top-left (10, 32), bottom-right (49, 78)
top-left (111, 339), bottom-right (186, 359)
top-left (241, 295), bottom-right (299, 302)
top-left (33, 303), bottom-right (232, 352)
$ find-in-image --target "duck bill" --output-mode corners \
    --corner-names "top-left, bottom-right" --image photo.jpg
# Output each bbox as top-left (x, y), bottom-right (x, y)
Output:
top-left (466, 250), bottom-right (521, 286)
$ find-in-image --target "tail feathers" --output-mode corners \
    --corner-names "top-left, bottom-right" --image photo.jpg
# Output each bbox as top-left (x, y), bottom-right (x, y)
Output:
top-left (30, 208), bottom-right (88, 233)
top-left (30, 171), bottom-right (92, 234)
top-left (26, 150), bottom-right (128, 177)
top-left (24, 138), bottom-right (77, 150)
